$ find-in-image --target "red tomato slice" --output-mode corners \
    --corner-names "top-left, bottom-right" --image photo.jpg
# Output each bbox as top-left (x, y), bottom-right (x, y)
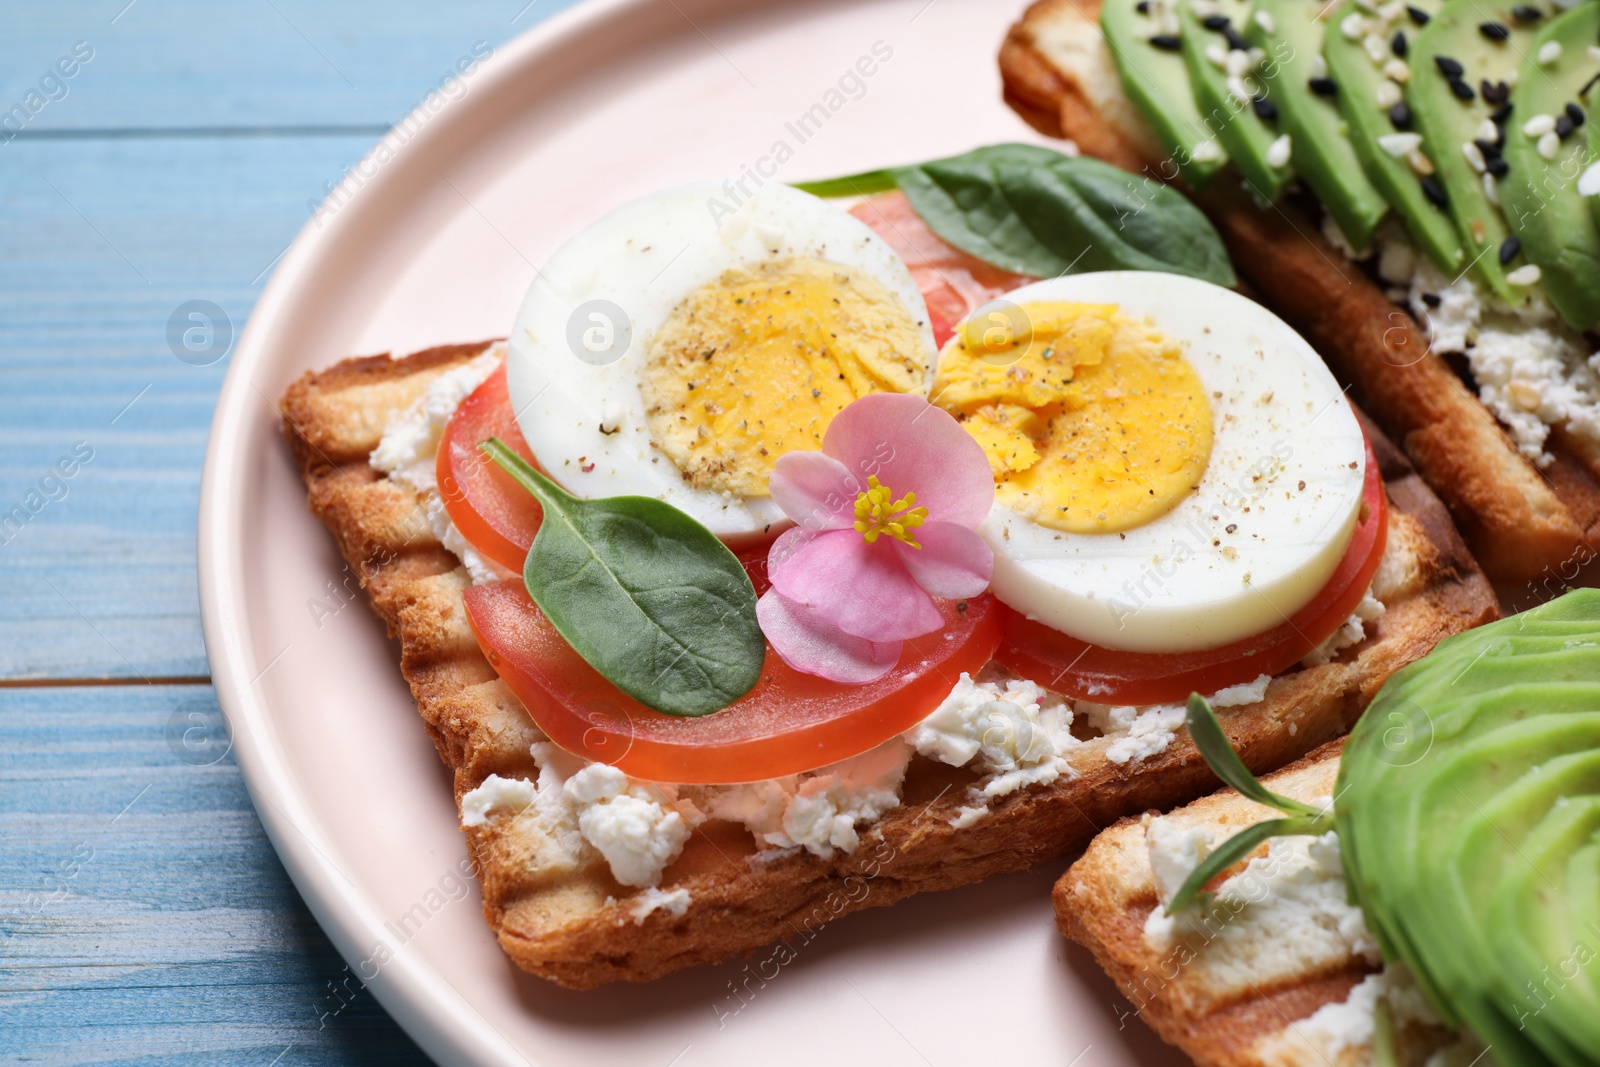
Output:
top-left (462, 582), bottom-right (1002, 784)
top-left (849, 190), bottom-right (1036, 347)
top-left (436, 364), bottom-right (544, 574)
top-left (997, 436), bottom-right (1389, 707)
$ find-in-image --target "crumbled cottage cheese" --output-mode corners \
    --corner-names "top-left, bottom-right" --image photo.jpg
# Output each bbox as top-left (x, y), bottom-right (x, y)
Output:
top-left (370, 344), bottom-right (509, 583)
top-left (1254, 962), bottom-right (1447, 1065)
top-left (1141, 815), bottom-right (1378, 982)
top-left (1077, 673), bottom-right (1272, 768)
top-left (629, 886), bottom-right (692, 925)
top-left (1302, 591), bottom-right (1385, 667)
top-left (1332, 217), bottom-right (1600, 468)
top-left (906, 672), bottom-right (1081, 827)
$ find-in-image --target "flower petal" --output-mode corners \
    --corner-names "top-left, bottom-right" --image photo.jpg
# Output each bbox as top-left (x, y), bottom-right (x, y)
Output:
top-left (767, 526), bottom-right (943, 641)
top-left (756, 590), bottom-right (901, 683)
top-left (768, 449), bottom-right (859, 530)
top-left (892, 521), bottom-right (994, 599)
top-left (821, 392), bottom-right (994, 528)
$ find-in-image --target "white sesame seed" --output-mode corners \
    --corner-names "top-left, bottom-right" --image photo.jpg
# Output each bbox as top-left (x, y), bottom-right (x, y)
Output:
top-left (1506, 264), bottom-right (1543, 286)
top-left (1226, 75), bottom-right (1254, 105)
top-left (1462, 140), bottom-right (1487, 173)
top-left (1253, 10), bottom-right (1276, 33)
top-left (1482, 172), bottom-right (1500, 205)
top-left (1376, 80), bottom-right (1403, 108)
top-left (1163, 12), bottom-right (1181, 34)
top-left (1310, 54), bottom-right (1328, 78)
top-left (1192, 0), bottom-right (1220, 16)
top-left (1407, 149), bottom-right (1436, 175)
top-left (1538, 40), bottom-right (1563, 65)
top-left (1378, 131), bottom-right (1423, 157)
top-left (1342, 13), bottom-right (1367, 39)
top-left (1589, 45), bottom-right (1600, 64)
top-left (1383, 57), bottom-right (1411, 82)
top-left (1364, 33), bottom-right (1389, 62)
top-left (1506, 68), bottom-right (1520, 87)
top-left (1191, 139), bottom-right (1224, 163)
top-left (1476, 118), bottom-right (1500, 143)
top-left (1267, 133), bottom-right (1293, 168)
top-left (1226, 48), bottom-right (1253, 76)
top-left (1580, 162), bottom-right (1600, 197)
top-left (1206, 42), bottom-right (1229, 68)
top-left (1538, 130), bottom-right (1562, 160)
top-left (1524, 113), bottom-right (1557, 137)
top-left (1247, 47), bottom-right (1266, 66)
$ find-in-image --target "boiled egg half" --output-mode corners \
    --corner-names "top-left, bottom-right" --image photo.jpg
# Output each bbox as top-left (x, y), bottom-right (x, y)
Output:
top-left (504, 182), bottom-right (937, 540)
top-left (935, 272), bottom-right (1367, 653)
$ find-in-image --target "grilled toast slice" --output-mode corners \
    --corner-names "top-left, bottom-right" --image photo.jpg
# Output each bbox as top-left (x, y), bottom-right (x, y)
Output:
top-left (999, 0), bottom-right (1600, 583)
top-left (1055, 743), bottom-right (1460, 1067)
top-left (280, 341), bottom-right (1495, 989)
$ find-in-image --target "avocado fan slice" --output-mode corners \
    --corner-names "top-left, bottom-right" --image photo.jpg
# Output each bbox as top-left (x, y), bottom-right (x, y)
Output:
top-left (1322, 0), bottom-right (1466, 272)
top-left (1338, 588), bottom-right (1600, 1067)
top-left (1500, 3), bottom-right (1600, 332)
top-left (1178, 0), bottom-right (1294, 200)
top-left (1100, 0), bottom-right (1231, 188)
top-left (1487, 795), bottom-right (1600, 1066)
top-left (1408, 0), bottom-right (1548, 305)
top-left (1589, 76), bottom-right (1600, 233)
top-left (1247, 0), bottom-right (1389, 248)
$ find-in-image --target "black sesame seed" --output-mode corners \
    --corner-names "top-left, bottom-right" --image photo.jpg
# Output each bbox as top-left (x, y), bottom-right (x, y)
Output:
top-left (1481, 79), bottom-right (1509, 104)
top-left (1309, 76), bottom-right (1339, 96)
top-left (1512, 4), bottom-right (1542, 21)
top-left (1479, 21), bottom-right (1511, 41)
top-left (1421, 175), bottom-right (1449, 207)
top-left (1136, 0), bottom-right (1150, 12)
top-left (1487, 155), bottom-right (1510, 177)
top-left (1407, 4), bottom-right (1431, 24)
top-left (1201, 14), bottom-right (1231, 30)
top-left (1449, 77), bottom-right (1476, 102)
top-left (1390, 101), bottom-right (1414, 128)
top-left (1566, 102), bottom-right (1586, 127)
top-left (1491, 101), bottom-right (1515, 124)
top-left (1435, 55), bottom-right (1465, 77)
top-left (1557, 113), bottom-right (1576, 138)
top-left (1149, 33), bottom-right (1183, 49)
top-left (1499, 235), bottom-right (1521, 264)
top-left (1422, 291), bottom-right (1442, 307)
top-left (1252, 94), bottom-right (1279, 121)
top-left (1223, 26), bottom-right (1250, 49)
top-left (1475, 137), bottom-right (1502, 160)
top-left (1392, 30), bottom-right (1409, 56)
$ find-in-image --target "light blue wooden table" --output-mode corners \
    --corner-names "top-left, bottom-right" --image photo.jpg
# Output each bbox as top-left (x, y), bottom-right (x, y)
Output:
top-left (1, 3), bottom-right (582, 1062)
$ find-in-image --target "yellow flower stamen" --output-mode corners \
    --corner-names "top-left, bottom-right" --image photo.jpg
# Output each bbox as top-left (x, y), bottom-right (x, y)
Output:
top-left (852, 476), bottom-right (929, 549)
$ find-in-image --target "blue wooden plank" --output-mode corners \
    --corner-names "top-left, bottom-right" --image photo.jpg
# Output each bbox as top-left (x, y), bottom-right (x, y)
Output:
top-left (0, 135), bottom-right (380, 680)
top-left (0, 0), bottom-right (585, 134)
top-left (0, 683), bottom-right (434, 1065)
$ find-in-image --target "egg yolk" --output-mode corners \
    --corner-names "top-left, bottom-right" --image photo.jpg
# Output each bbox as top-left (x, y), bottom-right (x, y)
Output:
top-left (640, 257), bottom-right (928, 497)
top-left (932, 301), bottom-right (1213, 535)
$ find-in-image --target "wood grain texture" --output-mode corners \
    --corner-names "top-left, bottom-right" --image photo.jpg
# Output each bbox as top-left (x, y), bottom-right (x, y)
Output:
top-left (0, 684), bottom-right (432, 1065)
top-left (4, 1), bottom-right (585, 1062)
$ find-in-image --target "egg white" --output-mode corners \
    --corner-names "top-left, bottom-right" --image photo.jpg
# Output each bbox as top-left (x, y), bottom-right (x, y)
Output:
top-left (976, 272), bottom-right (1368, 654)
top-left (504, 182), bottom-right (937, 541)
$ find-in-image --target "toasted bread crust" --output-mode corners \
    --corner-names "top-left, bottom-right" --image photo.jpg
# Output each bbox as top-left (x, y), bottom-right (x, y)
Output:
top-left (1001, 0), bottom-right (1597, 582)
top-left (280, 342), bottom-right (1494, 989)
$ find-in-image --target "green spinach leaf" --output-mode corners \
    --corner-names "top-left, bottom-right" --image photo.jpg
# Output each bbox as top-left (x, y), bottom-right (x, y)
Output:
top-left (483, 439), bottom-right (764, 717)
top-left (797, 143), bottom-right (1235, 287)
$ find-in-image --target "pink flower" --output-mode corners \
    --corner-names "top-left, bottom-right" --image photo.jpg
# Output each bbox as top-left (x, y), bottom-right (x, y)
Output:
top-left (755, 392), bottom-right (996, 683)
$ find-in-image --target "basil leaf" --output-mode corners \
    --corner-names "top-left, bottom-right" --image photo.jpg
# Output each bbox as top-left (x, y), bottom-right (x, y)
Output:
top-left (1165, 813), bottom-right (1327, 913)
top-left (792, 167), bottom-right (899, 198)
top-left (482, 439), bottom-right (763, 717)
top-left (1185, 693), bottom-right (1326, 818)
top-left (894, 145), bottom-right (1235, 286)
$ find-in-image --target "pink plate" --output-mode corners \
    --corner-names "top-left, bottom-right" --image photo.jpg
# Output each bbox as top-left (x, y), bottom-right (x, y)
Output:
top-left (198, 0), bottom-right (1190, 1064)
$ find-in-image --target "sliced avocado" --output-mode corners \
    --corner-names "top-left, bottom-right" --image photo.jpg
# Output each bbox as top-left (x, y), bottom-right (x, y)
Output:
top-left (1100, 0), bottom-right (1231, 188)
top-left (1339, 590), bottom-right (1600, 1067)
top-left (1589, 76), bottom-right (1600, 231)
top-left (1501, 3), bottom-right (1600, 331)
top-left (1409, 0), bottom-right (1546, 304)
top-left (1177, 0), bottom-right (1294, 199)
top-left (1247, 0), bottom-right (1389, 247)
top-left (1323, 0), bottom-right (1465, 271)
